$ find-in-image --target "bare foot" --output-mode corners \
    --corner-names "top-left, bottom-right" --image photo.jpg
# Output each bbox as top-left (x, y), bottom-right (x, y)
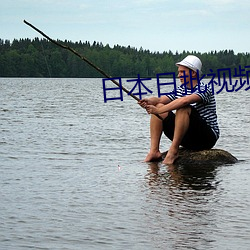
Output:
top-left (163, 150), bottom-right (179, 165)
top-left (144, 151), bottom-right (162, 162)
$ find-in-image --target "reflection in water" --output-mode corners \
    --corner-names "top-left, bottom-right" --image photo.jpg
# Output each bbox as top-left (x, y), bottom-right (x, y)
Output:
top-left (144, 162), bottom-right (221, 249)
top-left (147, 162), bottom-right (220, 191)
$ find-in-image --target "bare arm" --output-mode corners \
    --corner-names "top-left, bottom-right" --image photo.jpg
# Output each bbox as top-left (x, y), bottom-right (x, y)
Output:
top-left (138, 95), bottom-right (171, 108)
top-left (146, 94), bottom-right (202, 115)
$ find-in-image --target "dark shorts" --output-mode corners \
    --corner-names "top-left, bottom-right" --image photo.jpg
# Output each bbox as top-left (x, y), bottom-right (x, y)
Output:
top-left (163, 107), bottom-right (217, 150)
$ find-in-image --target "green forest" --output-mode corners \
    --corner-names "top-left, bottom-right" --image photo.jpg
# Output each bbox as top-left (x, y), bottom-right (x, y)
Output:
top-left (1, 38), bottom-right (250, 78)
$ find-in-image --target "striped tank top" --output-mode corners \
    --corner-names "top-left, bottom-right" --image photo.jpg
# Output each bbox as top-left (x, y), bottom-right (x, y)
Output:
top-left (167, 81), bottom-right (220, 139)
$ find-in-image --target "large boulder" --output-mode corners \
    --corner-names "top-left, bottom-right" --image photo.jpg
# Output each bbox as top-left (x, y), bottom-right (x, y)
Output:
top-left (161, 148), bottom-right (238, 166)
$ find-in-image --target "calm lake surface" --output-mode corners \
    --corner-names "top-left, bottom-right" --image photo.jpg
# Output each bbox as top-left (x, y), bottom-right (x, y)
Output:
top-left (1, 78), bottom-right (250, 250)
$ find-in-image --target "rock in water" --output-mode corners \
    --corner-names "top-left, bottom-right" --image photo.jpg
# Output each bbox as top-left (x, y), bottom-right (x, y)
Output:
top-left (161, 148), bottom-right (238, 166)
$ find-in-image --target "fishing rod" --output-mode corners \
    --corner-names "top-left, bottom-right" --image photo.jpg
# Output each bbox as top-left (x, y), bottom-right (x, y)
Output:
top-left (23, 20), bottom-right (163, 120)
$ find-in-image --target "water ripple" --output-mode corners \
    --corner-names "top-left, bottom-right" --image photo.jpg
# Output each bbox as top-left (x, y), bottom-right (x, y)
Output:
top-left (0, 78), bottom-right (250, 250)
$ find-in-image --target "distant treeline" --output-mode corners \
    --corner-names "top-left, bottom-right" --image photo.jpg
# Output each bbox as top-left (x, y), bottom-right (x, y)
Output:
top-left (1, 38), bottom-right (250, 78)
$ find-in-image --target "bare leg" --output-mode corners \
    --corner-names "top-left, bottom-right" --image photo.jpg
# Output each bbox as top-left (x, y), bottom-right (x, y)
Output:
top-left (144, 104), bottom-right (168, 162)
top-left (163, 106), bottom-right (191, 165)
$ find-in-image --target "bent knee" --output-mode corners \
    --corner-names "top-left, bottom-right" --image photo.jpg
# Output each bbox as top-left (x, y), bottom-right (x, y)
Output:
top-left (155, 103), bottom-right (169, 119)
top-left (156, 103), bottom-right (165, 108)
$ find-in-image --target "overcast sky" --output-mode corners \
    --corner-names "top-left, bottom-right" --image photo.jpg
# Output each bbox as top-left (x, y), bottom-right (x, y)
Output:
top-left (1, 0), bottom-right (249, 53)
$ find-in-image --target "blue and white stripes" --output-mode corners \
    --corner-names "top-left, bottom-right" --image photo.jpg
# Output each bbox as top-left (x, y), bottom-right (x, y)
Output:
top-left (168, 82), bottom-right (220, 139)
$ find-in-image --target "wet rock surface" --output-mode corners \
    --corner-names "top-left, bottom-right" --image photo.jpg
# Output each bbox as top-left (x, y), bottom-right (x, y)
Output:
top-left (161, 148), bottom-right (238, 166)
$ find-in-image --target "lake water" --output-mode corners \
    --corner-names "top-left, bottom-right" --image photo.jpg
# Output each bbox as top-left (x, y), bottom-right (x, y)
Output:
top-left (1, 78), bottom-right (250, 250)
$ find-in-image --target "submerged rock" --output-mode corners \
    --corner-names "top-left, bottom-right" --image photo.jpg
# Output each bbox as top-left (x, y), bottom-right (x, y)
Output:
top-left (161, 148), bottom-right (238, 166)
